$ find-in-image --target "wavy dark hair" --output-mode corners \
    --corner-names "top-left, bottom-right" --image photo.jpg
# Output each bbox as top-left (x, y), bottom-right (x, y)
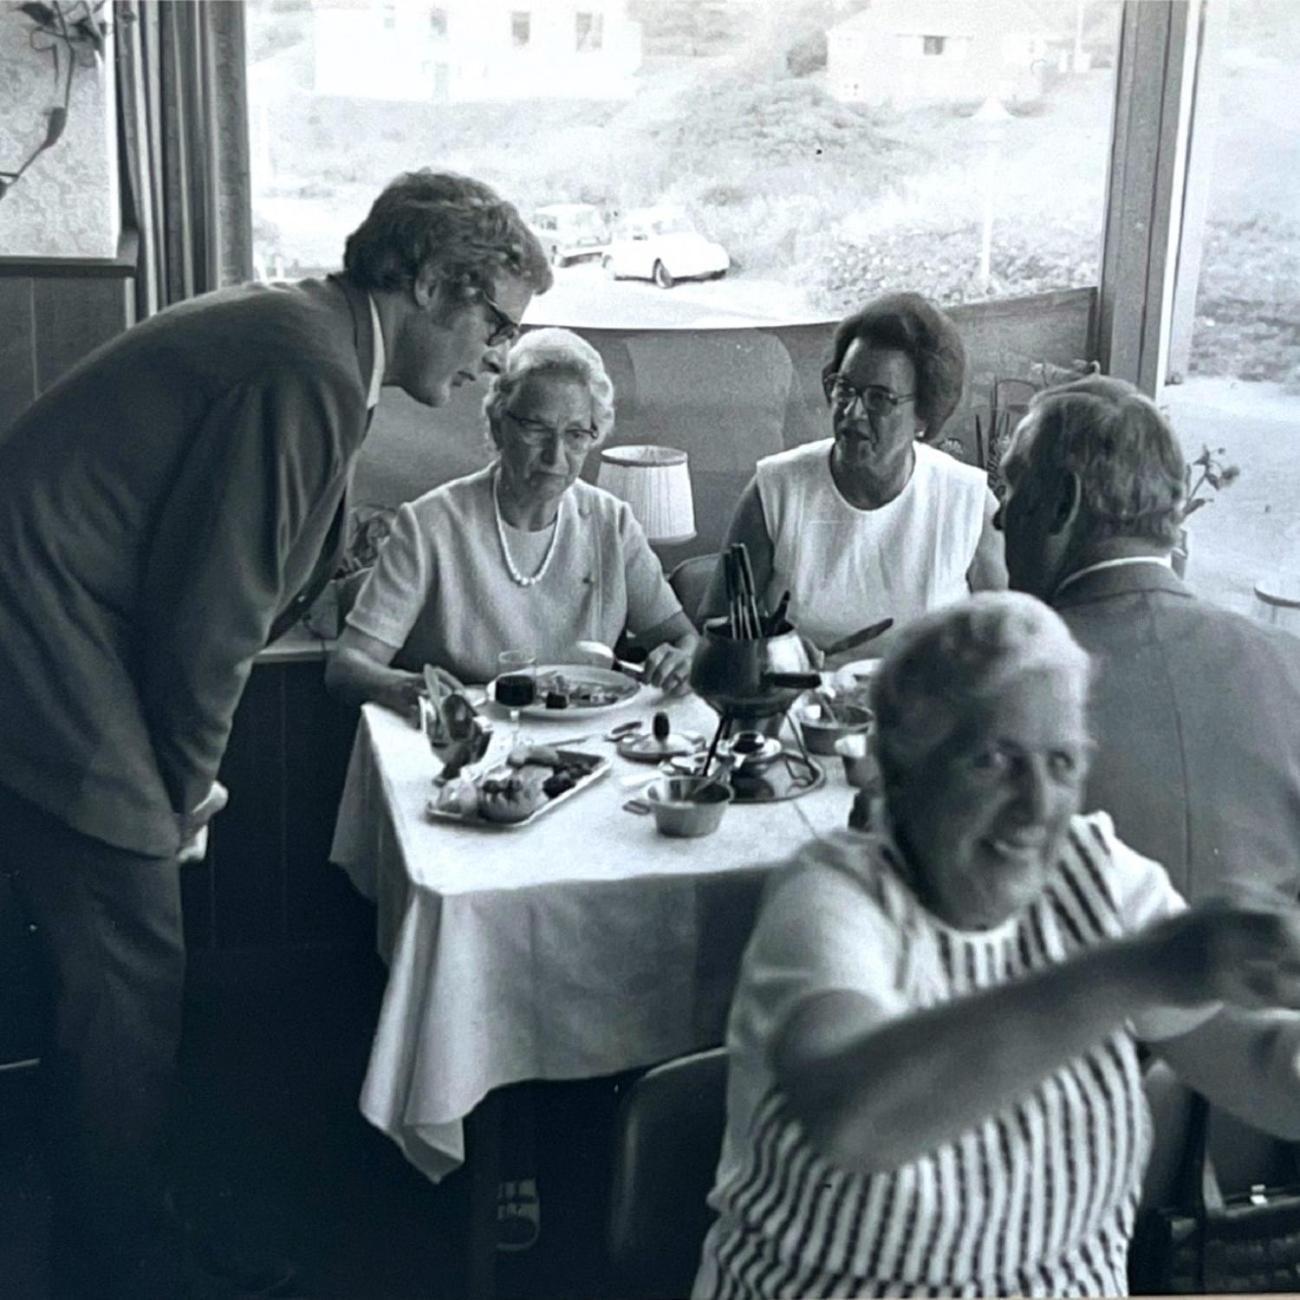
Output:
top-left (821, 292), bottom-right (966, 439)
top-left (343, 169), bottom-right (552, 302)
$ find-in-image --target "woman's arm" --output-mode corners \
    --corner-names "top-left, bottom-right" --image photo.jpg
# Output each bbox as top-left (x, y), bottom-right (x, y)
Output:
top-left (967, 488), bottom-right (1008, 591)
top-left (774, 903), bottom-right (1300, 1174)
top-left (700, 477), bottom-right (776, 625)
top-left (632, 611), bottom-right (698, 696)
top-left (325, 625), bottom-right (424, 721)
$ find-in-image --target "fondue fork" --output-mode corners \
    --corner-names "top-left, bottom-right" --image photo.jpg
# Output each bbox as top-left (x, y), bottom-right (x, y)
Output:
top-left (550, 719), bottom-right (643, 748)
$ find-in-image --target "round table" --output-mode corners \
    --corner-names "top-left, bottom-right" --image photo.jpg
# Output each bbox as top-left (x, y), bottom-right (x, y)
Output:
top-left (1252, 571), bottom-right (1300, 634)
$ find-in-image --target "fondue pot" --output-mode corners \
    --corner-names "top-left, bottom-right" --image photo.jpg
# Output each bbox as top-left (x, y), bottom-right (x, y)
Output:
top-left (689, 617), bottom-right (821, 721)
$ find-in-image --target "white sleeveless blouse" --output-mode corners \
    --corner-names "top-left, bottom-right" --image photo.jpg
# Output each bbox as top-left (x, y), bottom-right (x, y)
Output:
top-left (755, 440), bottom-right (987, 651)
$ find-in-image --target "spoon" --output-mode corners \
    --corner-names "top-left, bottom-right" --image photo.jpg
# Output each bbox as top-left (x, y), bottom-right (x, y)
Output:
top-left (573, 640), bottom-right (647, 680)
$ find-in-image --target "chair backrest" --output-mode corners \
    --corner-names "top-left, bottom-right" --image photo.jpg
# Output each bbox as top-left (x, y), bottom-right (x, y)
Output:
top-left (668, 553), bottom-right (719, 629)
top-left (608, 1046), bottom-right (728, 1300)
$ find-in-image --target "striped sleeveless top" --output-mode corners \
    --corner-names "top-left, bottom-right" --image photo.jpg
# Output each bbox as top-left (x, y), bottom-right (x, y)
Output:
top-left (695, 816), bottom-right (1186, 1299)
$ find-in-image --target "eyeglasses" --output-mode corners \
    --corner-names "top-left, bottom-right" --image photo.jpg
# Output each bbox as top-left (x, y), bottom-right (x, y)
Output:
top-left (478, 288), bottom-right (521, 348)
top-left (504, 411), bottom-right (598, 454)
top-left (826, 374), bottom-right (916, 416)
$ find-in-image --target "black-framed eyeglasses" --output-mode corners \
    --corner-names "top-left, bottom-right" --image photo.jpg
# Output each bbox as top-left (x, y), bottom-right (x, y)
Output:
top-left (478, 288), bottom-right (521, 348)
top-left (826, 374), bottom-right (916, 416)
top-left (504, 410), bottom-right (598, 454)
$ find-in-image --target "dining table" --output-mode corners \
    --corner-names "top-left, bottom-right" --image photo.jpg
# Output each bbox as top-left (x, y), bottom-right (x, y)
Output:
top-left (329, 684), bottom-right (860, 1187)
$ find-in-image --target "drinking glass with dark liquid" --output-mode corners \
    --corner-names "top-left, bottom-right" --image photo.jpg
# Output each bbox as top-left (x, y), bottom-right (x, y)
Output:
top-left (497, 649), bottom-right (537, 745)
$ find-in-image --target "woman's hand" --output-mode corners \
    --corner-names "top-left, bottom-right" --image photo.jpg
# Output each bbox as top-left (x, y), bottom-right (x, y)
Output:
top-left (379, 670), bottom-right (426, 726)
top-left (644, 641), bottom-right (693, 696)
top-left (1145, 900), bottom-right (1300, 1011)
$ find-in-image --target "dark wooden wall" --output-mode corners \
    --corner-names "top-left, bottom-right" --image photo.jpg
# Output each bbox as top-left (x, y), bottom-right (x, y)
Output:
top-left (0, 231), bottom-right (138, 436)
top-left (182, 655), bottom-right (372, 956)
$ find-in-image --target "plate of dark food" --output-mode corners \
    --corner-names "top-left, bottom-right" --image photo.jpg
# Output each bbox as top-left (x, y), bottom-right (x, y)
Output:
top-left (426, 744), bottom-right (610, 828)
top-left (486, 664), bottom-right (642, 716)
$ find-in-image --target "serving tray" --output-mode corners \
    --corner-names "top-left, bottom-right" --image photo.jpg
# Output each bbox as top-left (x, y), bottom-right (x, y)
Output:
top-left (425, 749), bottom-right (611, 830)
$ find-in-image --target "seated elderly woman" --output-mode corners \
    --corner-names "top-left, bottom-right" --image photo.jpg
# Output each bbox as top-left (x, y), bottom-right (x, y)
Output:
top-left (702, 292), bottom-right (1005, 657)
top-left (327, 328), bottom-right (696, 712)
top-left (695, 591), bottom-right (1300, 1300)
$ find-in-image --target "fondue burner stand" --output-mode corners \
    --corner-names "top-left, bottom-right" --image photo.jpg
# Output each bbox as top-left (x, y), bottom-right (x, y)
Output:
top-left (699, 711), bottom-right (825, 804)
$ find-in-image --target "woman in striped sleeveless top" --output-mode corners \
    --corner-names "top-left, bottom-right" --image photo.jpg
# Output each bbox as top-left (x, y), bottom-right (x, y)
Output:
top-left (695, 593), bottom-right (1300, 1299)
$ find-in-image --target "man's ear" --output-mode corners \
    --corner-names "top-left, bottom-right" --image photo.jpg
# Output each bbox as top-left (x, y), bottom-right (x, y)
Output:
top-left (1051, 469), bottom-right (1083, 537)
top-left (411, 263), bottom-right (442, 311)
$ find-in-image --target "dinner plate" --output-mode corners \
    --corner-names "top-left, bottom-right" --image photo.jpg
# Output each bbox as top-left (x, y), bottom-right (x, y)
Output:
top-left (486, 664), bottom-right (642, 718)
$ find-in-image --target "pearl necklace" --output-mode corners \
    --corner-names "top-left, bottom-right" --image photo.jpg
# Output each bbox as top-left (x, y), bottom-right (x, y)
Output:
top-left (493, 468), bottom-right (561, 588)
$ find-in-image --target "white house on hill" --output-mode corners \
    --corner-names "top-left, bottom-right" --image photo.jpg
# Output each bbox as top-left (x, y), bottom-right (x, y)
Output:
top-left (313, 0), bottom-right (642, 103)
top-left (827, 0), bottom-right (1064, 107)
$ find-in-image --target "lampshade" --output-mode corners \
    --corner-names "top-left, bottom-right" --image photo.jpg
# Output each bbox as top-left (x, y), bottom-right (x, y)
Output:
top-left (596, 445), bottom-right (697, 545)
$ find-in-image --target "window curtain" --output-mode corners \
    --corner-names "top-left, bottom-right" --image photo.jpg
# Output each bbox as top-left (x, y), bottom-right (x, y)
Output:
top-left (114, 0), bottom-right (252, 318)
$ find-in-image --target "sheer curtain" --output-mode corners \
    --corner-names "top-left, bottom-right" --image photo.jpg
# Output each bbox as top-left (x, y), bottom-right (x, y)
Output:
top-left (115, 0), bottom-right (252, 318)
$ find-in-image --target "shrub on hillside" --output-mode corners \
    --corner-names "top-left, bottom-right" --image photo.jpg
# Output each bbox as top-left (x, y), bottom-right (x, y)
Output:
top-left (799, 219), bottom-right (1098, 314)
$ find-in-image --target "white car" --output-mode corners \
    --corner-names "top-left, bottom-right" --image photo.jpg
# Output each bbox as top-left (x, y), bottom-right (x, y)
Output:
top-left (530, 203), bottom-right (609, 268)
top-left (601, 206), bottom-right (730, 289)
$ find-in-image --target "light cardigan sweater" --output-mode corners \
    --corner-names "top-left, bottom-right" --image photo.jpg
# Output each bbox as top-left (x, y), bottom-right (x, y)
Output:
top-left (347, 467), bottom-right (683, 684)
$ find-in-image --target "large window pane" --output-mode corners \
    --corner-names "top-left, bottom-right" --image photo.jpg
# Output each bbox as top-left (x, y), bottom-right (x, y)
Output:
top-left (1164, 0), bottom-right (1300, 614)
top-left (246, 0), bottom-right (1120, 329)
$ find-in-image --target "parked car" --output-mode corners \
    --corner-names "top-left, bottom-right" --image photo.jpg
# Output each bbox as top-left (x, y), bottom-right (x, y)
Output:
top-left (530, 203), bottom-right (610, 268)
top-left (601, 206), bottom-right (730, 289)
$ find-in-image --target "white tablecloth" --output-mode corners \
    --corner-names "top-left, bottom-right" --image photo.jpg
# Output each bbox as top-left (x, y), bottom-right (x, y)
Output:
top-left (330, 692), bottom-right (854, 1182)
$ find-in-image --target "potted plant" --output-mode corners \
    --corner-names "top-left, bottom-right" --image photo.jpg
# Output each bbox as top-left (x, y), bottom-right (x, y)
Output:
top-left (1174, 444), bottom-right (1241, 578)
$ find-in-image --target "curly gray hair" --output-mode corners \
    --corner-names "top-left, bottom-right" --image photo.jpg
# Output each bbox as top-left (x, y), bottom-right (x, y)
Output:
top-left (483, 328), bottom-right (615, 451)
top-left (343, 169), bottom-right (553, 301)
top-left (870, 592), bottom-right (1092, 784)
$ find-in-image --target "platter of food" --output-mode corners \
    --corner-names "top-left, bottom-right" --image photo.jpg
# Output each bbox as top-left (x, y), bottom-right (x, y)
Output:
top-left (486, 664), bottom-right (641, 717)
top-left (426, 744), bottom-right (610, 829)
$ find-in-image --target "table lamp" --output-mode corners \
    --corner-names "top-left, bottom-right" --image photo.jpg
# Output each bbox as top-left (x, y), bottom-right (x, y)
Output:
top-left (596, 445), bottom-right (697, 545)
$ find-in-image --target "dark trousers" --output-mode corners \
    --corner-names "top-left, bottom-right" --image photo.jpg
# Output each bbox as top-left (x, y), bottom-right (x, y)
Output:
top-left (0, 784), bottom-right (185, 1298)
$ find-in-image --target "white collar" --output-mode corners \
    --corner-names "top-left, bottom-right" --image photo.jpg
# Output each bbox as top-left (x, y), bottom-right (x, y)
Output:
top-left (366, 293), bottom-right (385, 411)
top-left (1053, 554), bottom-right (1173, 598)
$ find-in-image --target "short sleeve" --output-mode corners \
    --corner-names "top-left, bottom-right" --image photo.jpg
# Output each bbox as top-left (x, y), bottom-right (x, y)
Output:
top-left (740, 834), bottom-right (908, 1052)
top-left (616, 503), bottom-right (683, 634)
top-left (346, 501), bottom-right (435, 650)
top-left (1089, 813), bottom-right (1220, 1042)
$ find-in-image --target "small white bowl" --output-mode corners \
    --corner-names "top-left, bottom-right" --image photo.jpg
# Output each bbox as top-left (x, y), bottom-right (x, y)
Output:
top-left (835, 733), bottom-right (880, 790)
top-left (794, 702), bottom-right (873, 757)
